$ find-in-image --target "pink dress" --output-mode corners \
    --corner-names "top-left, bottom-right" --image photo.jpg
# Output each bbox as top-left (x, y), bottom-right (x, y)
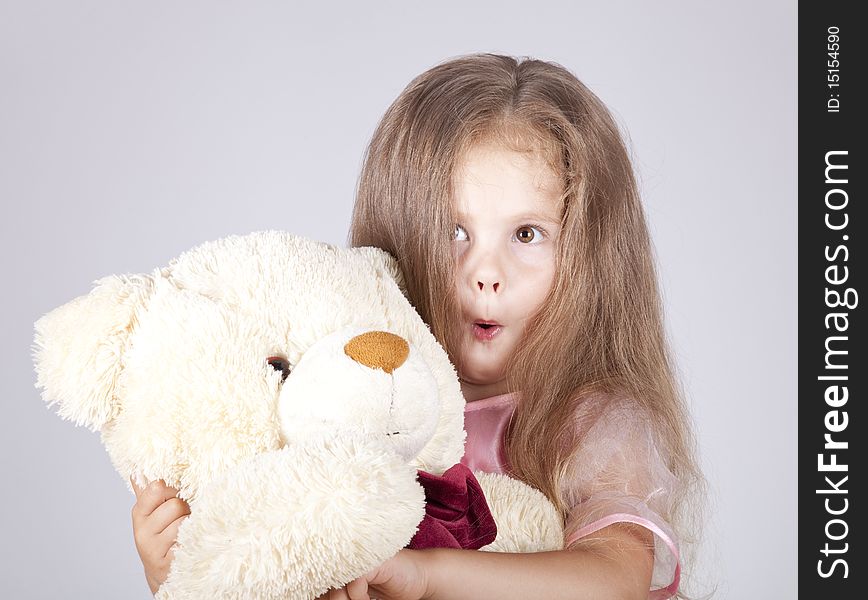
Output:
top-left (460, 391), bottom-right (681, 600)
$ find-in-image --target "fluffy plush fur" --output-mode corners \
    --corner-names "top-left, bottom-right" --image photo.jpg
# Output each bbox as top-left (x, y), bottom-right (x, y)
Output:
top-left (33, 231), bottom-right (562, 599)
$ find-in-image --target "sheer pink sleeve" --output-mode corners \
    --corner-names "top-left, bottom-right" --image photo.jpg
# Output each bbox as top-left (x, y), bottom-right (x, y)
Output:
top-left (560, 398), bottom-right (681, 600)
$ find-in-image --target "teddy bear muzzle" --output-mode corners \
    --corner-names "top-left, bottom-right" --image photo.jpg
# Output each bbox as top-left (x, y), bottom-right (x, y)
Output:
top-left (276, 327), bottom-right (441, 462)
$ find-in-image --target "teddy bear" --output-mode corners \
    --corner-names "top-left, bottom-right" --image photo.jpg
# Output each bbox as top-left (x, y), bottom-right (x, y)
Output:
top-left (33, 231), bottom-right (563, 599)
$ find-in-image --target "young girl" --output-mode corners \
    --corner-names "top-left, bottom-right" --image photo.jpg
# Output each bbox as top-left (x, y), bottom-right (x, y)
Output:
top-left (131, 53), bottom-right (703, 599)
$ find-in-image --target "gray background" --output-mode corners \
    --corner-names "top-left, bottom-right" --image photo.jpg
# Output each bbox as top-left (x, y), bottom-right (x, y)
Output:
top-left (0, 1), bottom-right (796, 598)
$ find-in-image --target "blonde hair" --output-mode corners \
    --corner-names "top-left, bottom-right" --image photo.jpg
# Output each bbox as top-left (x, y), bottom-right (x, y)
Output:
top-left (349, 53), bottom-right (705, 595)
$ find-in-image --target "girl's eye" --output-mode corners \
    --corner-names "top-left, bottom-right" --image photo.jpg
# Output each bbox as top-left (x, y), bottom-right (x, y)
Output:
top-left (267, 356), bottom-right (291, 383)
top-left (514, 225), bottom-right (545, 244)
top-left (453, 224), bottom-right (469, 241)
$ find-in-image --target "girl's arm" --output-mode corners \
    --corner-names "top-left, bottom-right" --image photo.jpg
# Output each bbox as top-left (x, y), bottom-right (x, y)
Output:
top-left (332, 522), bottom-right (655, 600)
top-left (421, 523), bottom-right (655, 600)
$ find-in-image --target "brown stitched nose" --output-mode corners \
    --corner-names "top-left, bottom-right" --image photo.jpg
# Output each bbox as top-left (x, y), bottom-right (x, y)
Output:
top-left (343, 331), bottom-right (409, 374)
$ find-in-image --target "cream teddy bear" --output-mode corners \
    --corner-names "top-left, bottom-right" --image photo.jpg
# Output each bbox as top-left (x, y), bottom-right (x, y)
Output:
top-left (33, 231), bottom-right (562, 599)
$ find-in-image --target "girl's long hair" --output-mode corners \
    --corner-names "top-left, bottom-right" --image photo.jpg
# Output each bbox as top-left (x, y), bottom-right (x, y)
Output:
top-left (349, 53), bottom-right (704, 593)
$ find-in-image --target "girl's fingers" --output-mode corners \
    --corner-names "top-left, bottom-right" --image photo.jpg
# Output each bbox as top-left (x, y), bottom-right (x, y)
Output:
top-left (133, 481), bottom-right (181, 518)
top-left (148, 497), bottom-right (191, 535)
top-left (314, 583), bottom-right (365, 600)
top-left (344, 578), bottom-right (370, 600)
top-left (150, 536), bottom-right (176, 563)
top-left (158, 514), bottom-right (189, 555)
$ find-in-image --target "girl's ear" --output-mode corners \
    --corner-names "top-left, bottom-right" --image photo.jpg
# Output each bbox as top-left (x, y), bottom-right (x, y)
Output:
top-left (33, 272), bottom-right (158, 431)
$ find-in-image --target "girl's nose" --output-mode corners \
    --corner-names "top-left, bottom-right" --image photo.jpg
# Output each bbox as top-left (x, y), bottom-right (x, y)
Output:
top-left (473, 255), bottom-right (503, 292)
top-left (463, 241), bottom-right (505, 294)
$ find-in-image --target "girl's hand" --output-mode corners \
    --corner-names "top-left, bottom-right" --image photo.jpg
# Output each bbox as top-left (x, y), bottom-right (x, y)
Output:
top-left (315, 549), bottom-right (431, 600)
top-left (130, 477), bottom-right (191, 595)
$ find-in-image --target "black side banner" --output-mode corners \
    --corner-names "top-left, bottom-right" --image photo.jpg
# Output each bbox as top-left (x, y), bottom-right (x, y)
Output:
top-left (799, 2), bottom-right (865, 595)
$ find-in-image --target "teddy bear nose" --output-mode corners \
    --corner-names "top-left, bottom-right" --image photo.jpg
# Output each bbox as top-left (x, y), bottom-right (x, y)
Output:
top-left (343, 331), bottom-right (410, 374)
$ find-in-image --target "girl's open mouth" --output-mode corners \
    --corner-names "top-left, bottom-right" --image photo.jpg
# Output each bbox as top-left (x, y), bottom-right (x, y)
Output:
top-left (472, 321), bottom-right (503, 341)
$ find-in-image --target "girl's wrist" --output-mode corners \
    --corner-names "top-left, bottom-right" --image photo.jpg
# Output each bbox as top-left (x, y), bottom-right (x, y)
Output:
top-left (417, 547), bottom-right (449, 600)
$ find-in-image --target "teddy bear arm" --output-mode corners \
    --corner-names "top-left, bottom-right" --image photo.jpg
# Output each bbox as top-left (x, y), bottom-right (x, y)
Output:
top-left (473, 471), bottom-right (564, 554)
top-left (158, 441), bottom-right (427, 600)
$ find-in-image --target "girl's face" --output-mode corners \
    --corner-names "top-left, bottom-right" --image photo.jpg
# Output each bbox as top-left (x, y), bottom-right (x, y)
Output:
top-left (451, 142), bottom-right (563, 401)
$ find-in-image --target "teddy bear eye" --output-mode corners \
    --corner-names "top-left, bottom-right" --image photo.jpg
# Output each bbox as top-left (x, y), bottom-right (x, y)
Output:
top-left (266, 356), bottom-right (291, 382)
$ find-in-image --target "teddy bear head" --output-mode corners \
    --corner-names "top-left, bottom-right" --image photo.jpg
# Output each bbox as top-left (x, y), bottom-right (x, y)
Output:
top-left (34, 231), bottom-right (466, 502)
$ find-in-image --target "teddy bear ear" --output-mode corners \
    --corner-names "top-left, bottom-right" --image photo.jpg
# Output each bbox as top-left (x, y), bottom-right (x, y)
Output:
top-left (33, 272), bottom-right (158, 431)
top-left (358, 246), bottom-right (409, 296)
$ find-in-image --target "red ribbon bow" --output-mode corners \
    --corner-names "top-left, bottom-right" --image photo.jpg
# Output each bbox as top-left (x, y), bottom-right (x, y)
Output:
top-left (405, 463), bottom-right (497, 550)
